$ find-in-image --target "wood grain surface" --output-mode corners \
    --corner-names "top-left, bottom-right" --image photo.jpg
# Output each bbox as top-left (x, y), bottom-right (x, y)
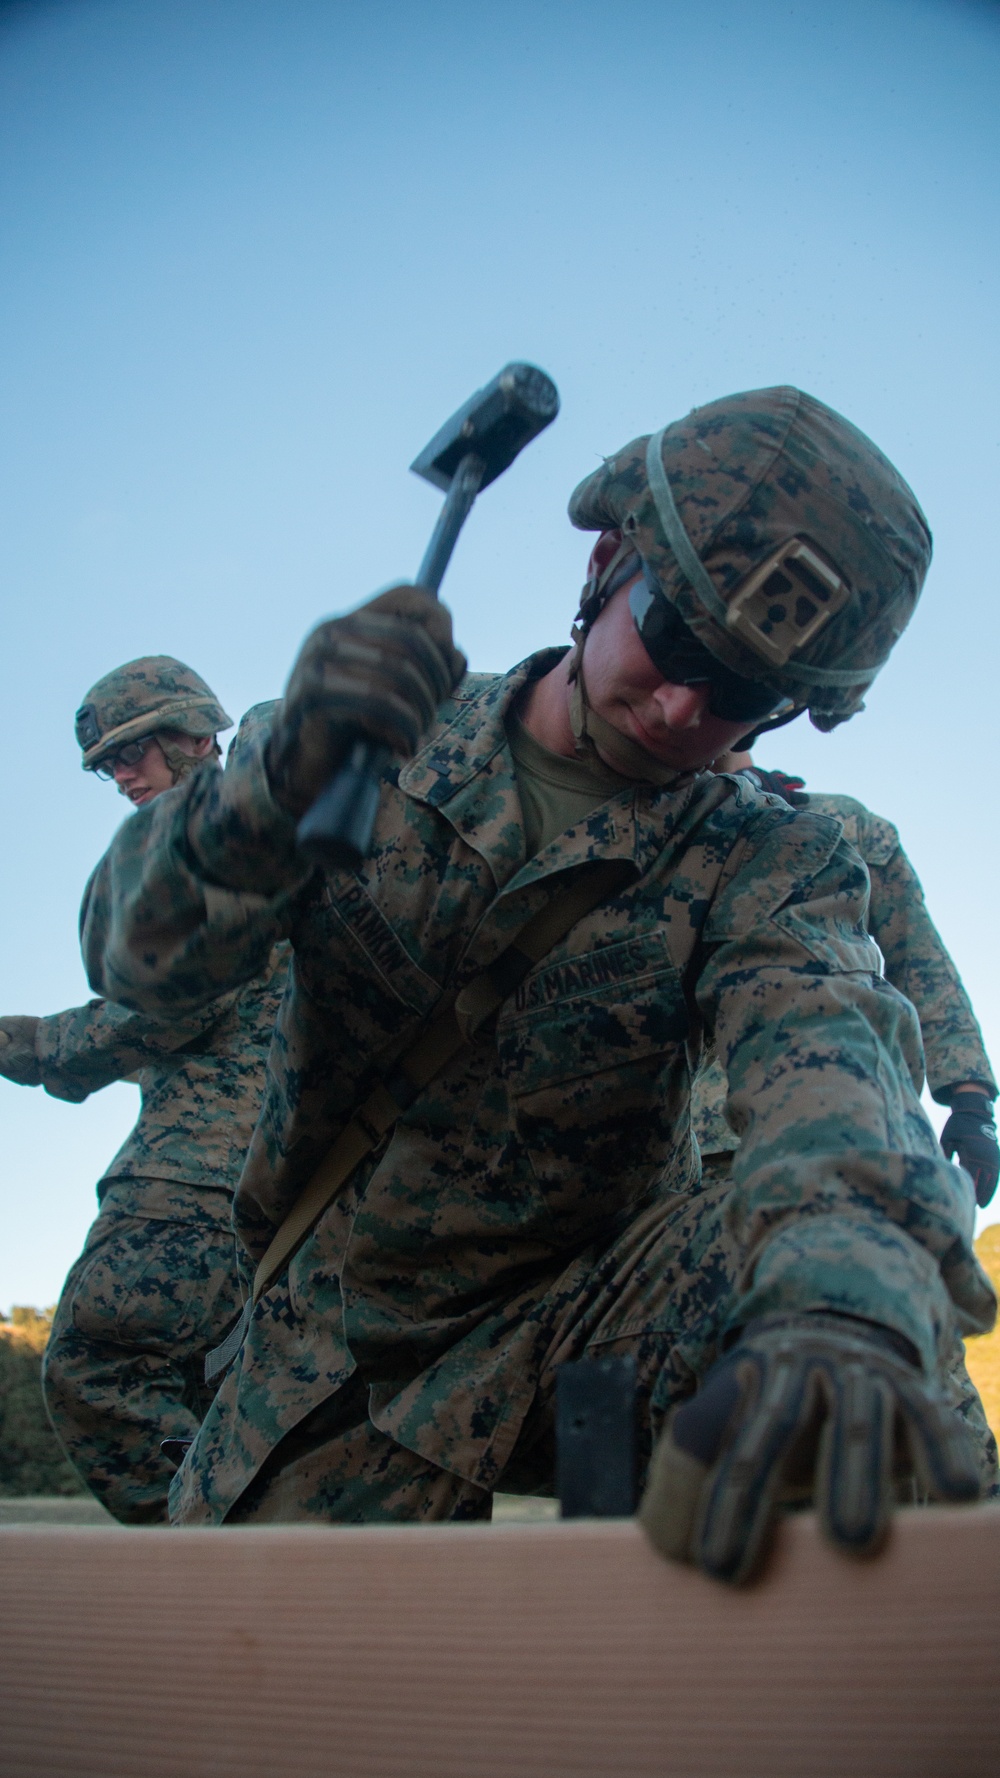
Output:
top-left (2, 1504), bottom-right (998, 1778)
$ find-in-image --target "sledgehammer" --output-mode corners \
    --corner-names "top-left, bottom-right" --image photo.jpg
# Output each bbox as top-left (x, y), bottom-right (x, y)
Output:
top-left (296, 362), bottom-right (560, 870)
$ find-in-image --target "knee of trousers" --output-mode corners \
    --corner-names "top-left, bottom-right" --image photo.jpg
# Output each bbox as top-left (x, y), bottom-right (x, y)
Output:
top-left (50, 1218), bottom-right (242, 1356)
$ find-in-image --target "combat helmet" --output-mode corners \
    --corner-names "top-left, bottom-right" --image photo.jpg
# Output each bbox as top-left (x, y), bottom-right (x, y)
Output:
top-left (568, 386), bottom-right (932, 737)
top-left (75, 656), bottom-right (233, 776)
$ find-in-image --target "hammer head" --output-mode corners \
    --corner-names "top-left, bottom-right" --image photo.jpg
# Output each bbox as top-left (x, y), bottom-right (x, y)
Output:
top-left (410, 362), bottom-right (560, 493)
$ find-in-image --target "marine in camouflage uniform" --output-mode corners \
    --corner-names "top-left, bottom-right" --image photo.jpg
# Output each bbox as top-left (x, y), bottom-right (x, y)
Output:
top-left (690, 772), bottom-right (999, 1490)
top-left (0, 660), bottom-right (289, 1523)
top-left (82, 388), bottom-right (996, 1582)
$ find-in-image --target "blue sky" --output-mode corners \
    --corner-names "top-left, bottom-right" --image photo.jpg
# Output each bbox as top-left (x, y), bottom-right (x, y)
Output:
top-left (1, 0), bottom-right (999, 1308)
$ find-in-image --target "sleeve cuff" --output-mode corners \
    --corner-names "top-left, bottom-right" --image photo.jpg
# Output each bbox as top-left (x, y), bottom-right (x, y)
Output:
top-left (724, 1210), bottom-right (997, 1373)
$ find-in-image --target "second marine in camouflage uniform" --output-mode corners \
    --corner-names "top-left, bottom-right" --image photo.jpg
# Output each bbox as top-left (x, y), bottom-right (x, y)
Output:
top-left (82, 388), bottom-right (996, 1580)
top-left (690, 773), bottom-right (999, 1488)
top-left (0, 661), bottom-right (288, 1523)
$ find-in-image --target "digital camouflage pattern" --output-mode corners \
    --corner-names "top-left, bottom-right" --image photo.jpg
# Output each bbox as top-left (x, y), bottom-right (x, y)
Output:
top-left (35, 942), bottom-right (289, 1520)
top-left (33, 947), bottom-right (290, 1191)
top-left (75, 654), bottom-right (233, 772)
top-left (221, 1180), bottom-right (742, 1524)
top-left (266, 586), bottom-right (467, 820)
top-left (689, 780), bottom-right (998, 1495)
top-left (568, 387), bottom-right (932, 730)
top-left (691, 786), bottom-right (996, 1159)
top-left (42, 1182), bottom-right (244, 1522)
top-left (826, 793), bottom-right (998, 1104)
top-left (81, 664), bottom-right (997, 1525)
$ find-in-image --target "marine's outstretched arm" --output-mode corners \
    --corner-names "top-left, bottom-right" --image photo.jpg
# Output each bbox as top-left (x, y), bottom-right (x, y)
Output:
top-left (0, 997), bottom-right (236, 1100)
top-left (641, 816), bottom-right (996, 1582)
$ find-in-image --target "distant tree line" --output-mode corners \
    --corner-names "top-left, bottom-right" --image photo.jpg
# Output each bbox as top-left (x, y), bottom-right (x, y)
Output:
top-left (0, 1308), bottom-right (84, 1495)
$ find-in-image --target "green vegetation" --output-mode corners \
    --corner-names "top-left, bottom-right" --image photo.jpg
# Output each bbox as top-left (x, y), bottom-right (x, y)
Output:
top-left (966, 1228), bottom-right (1000, 1442)
top-left (0, 1308), bottom-right (84, 1496)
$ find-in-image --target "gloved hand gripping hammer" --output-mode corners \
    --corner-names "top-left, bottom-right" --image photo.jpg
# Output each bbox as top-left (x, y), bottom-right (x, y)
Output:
top-left (295, 362), bottom-right (560, 871)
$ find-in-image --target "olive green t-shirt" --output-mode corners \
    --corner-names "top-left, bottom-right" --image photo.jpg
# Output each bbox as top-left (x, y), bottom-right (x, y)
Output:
top-left (507, 714), bottom-right (629, 860)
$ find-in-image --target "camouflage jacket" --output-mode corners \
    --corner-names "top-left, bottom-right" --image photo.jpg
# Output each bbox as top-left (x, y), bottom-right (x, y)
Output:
top-left (691, 787), bottom-right (997, 1156)
top-left (34, 951), bottom-right (289, 1194)
top-left (81, 656), bottom-right (995, 1502)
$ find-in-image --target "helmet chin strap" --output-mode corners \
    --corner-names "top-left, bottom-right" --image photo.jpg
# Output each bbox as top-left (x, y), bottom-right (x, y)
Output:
top-left (566, 627), bottom-right (691, 788)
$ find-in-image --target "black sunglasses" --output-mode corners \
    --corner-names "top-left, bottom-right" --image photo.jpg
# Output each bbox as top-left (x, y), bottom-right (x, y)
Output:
top-left (628, 580), bottom-right (792, 724)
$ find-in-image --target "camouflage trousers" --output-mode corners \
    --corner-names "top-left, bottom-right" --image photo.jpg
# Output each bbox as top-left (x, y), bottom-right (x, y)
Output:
top-left (222, 1178), bottom-right (731, 1524)
top-left (43, 1179), bottom-right (242, 1524)
top-left (218, 1160), bottom-right (998, 1527)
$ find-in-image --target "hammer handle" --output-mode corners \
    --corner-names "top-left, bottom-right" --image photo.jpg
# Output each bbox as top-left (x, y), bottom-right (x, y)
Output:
top-left (417, 453), bottom-right (485, 593)
top-left (295, 453), bottom-right (486, 871)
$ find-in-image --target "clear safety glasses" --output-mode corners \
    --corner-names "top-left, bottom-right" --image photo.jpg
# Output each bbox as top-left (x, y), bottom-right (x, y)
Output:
top-left (93, 735), bottom-right (157, 780)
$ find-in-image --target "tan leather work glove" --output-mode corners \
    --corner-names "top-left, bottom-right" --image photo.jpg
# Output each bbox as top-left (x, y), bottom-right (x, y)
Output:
top-left (0, 1016), bottom-right (43, 1087)
top-left (266, 586), bottom-right (466, 819)
top-left (639, 1312), bottom-right (981, 1585)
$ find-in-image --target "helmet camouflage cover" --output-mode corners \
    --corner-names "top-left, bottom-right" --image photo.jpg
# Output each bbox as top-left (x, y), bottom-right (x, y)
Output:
top-left (568, 386), bottom-right (932, 730)
top-left (75, 656), bottom-right (233, 771)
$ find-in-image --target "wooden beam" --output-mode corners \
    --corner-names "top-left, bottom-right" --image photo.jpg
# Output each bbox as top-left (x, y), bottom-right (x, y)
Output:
top-left (2, 1504), bottom-right (998, 1777)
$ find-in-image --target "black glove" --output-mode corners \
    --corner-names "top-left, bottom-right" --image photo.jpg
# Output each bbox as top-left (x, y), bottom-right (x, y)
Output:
top-left (266, 585), bottom-right (467, 818)
top-left (940, 1095), bottom-right (1000, 1209)
top-left (639, 1312), bottom-right (980, 1586)
top-left (0, 1016), bottom-right (42, 1087)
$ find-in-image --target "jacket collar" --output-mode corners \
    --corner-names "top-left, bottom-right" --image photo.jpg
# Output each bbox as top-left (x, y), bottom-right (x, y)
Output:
top-left (400, 653), bottom-right (558, 804)
top-left (399, 650), bottom-right (708, 900)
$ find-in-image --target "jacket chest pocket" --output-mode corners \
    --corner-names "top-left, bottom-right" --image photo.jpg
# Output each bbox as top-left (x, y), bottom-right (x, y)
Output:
top-left (496, 935), bottom-right (694, 1232)
top-left (294, 879), bottom-right (442, 1030)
